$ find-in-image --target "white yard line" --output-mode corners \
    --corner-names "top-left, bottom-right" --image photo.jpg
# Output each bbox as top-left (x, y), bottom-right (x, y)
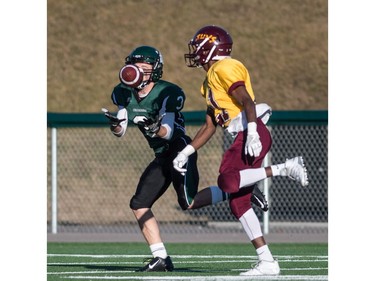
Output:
top-left (60, 275), bottom-right (328, 280)
top-left (48, 267), bottom-right (328, 275)
top-left (48, 270), bottom-right (134, 275)
top-left (47, 254), bottom-right (328, 280)
top-left (48, 254), bottom-right (328, 259)
top-left (47, 259), bottom-right (327, 266)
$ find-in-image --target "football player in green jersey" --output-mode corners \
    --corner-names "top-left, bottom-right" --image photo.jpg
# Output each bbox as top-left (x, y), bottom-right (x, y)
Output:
top-left (107, 45), bottom-right (215, 272)
top-left (106, 45), bottom-right (267, 272)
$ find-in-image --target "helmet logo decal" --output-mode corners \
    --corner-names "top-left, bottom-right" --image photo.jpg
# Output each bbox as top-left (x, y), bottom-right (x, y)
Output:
top-left (196, 33), bottom-right (217, 43)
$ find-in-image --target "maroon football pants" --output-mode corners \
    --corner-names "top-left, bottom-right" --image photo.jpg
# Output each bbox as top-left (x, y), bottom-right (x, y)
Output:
top-left (218, 118), bottom-right (272, 219)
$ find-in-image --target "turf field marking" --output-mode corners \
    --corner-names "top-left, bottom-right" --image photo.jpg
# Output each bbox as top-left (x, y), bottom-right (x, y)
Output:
top-left (48, 270), bottom-right (134, 275)
top-left (48, 267), bottom-right (328, 275)
top-left (48, 254), bottom-right (327, 280)
top-left (48, 254), bottom-right (327, 259)
top-left (48, 259), bottom-right (327, 266)
top-left (60, 275), bottom-right (328, 280)
top-left (47, 254), bottom-right (328, 266)
top-left (47, 270), bottom-right (134, 275)
top-left (232, 267), bottom-right (328, 272)
top-left (48, 262), bottom-right (140, 265)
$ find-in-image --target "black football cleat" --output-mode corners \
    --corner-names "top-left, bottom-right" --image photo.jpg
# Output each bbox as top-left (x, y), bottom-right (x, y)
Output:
top-left (251, 185), bottom-right (269, 212)
top-left (136, 256), bottom-right (174, 272)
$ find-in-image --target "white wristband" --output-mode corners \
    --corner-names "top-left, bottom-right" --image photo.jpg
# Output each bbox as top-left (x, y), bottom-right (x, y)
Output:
top-left (247, 122), bottom-right (257, 133)
top-left (180, 144), bottom-right (195, 157)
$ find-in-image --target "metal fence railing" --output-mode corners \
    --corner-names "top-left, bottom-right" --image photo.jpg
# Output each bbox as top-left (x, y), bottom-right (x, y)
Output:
top-left (47, 111), bottom-right (328, 238)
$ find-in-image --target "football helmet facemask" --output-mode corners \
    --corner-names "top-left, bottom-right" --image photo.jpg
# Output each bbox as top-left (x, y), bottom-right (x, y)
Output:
top-left (125, 46), bottom-right (164, 88)
top-left (185, 25), bottom-right (233, 67)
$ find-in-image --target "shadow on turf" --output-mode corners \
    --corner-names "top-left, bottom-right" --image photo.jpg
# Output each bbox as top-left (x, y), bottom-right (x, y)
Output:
top-left (47, 264), bottom-right (138, 271)
top-left (48, 264), bottom-right (206, 273)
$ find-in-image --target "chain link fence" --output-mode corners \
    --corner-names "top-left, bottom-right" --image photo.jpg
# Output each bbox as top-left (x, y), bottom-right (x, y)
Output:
top-left (47, 111), bottom-right (327, 240)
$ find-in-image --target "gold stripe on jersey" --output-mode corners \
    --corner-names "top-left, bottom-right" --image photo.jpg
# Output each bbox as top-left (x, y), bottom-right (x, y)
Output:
top-left (201, 58), bottom-right (255, 127)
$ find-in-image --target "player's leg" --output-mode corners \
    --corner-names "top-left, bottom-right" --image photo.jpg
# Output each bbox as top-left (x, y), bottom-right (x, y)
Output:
top-left (170, 135), bottom-right (199, 210)
top-left (170, 135), bottom-right (229, 210)
top-left (130, 158), bottom-right (174, 272)
top-left (239, 119), bottom-right (308, 187)
top-left (218, 119), bottom-right (271, 193)
top-left (239, 156), bottom-right (309, 187)
top-left (171, 135), bottom-right (268, 210)
top-left (189, 183), bottom-right (268, 211)
top-left (229, 194), bottom-right (280, 276)
top-left (188, 186), bottom-right (228, 209)
top-left (219, 120), bottom-right (308, 192)
top-left (181, 146), bottom-right (228, 210)
top-left (217, 121), bottom-right (279, 276)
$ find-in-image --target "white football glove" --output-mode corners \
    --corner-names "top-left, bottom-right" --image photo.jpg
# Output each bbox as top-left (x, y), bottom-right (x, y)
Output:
top-left (244, 122), bottom-right (262, 157)
top-left (173, 145), bottom-right (195, 176)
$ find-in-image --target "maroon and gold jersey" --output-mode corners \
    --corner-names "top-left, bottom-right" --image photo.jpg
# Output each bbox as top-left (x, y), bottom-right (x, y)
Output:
top-left (201, 58), bottom-right (255, 128)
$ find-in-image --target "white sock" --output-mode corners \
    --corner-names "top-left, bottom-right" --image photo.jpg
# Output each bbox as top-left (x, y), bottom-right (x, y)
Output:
top-left (256, 245), bottom-right (274, 262)
top-left (238, 208), bottom-right (263, 241)
top-left (270, 163), bottom-right (286, 176)
top-left (150, 243), bottom-right (167, 259)
top-left (239, 168), bottom-right (267, 188)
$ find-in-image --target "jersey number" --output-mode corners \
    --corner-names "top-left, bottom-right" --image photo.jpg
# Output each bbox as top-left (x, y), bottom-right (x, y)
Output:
top-left (133, 116), bottom-right (148, 124)
top-left (176, 96), bottom-right (184, 110)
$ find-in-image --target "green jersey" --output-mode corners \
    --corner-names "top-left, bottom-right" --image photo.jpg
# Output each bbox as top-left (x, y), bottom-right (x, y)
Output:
top-left (111, 80), bottom-right (186, 155)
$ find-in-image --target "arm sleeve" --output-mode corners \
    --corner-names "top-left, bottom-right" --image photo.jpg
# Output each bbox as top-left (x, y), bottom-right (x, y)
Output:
top-left (159, 112), bottom-right (175, 140)
top-left (113, 107), bottom-right (128, 137)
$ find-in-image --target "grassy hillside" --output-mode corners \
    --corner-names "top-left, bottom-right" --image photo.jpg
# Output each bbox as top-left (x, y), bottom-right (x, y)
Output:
top-left (47, 0), bottom-right (327, 113)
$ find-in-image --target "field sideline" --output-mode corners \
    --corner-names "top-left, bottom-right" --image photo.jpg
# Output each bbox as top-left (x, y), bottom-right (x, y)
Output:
top-left (47, 242), bottom-right (328, 280)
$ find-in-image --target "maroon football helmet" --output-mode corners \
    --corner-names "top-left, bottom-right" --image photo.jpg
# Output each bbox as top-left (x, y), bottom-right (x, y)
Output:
top-left (185, 25), bottom-right (233, 67)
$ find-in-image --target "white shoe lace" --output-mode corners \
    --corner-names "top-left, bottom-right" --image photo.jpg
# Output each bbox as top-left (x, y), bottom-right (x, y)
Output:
top-left (251, 261), bottom-right (261, 269)
top-left (241, 260), bottom-right (280, 275)
top-left (245, 261), bottom-right (262, 274)
top-left (285, 157), bottom-right (309, 187)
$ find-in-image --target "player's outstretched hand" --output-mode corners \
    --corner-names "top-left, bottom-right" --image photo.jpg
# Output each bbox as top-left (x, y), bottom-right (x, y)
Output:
top-left (101, 108), bottom-right (126, 127)
top-left (138, 114), bottom-right (165, 137)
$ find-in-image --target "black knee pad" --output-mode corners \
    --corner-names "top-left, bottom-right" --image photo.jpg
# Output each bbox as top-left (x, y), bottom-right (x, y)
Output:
top-left (130, 196), bottom-right (150, 210)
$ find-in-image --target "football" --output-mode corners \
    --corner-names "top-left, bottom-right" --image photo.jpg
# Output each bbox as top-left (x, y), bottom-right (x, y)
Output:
top-left (119, 64), bottom-right (144, 88)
